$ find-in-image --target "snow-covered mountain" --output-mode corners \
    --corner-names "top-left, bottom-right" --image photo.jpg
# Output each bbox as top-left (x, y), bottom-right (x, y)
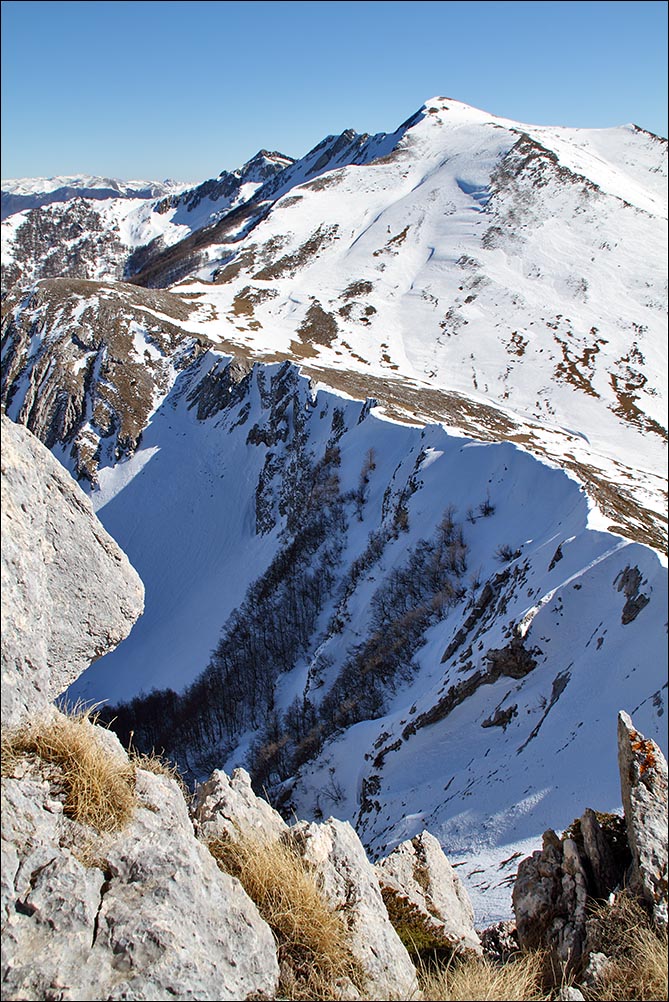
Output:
top-left (0, 174), bottom-right (188, 220)
top-left (1, 97), bottom-right (666, 925)
top-left (0, 153), bottom-right (293, 291)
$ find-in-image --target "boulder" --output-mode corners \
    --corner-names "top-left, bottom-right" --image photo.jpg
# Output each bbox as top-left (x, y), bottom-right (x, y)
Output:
top-left (284, 817), bottom-right (419, 999)
top-left (192, 766), bottom-right (287, 843)
top-left (617, 710), bottom-right (668, 928)
top-left (375, 830), bottom-right (482, 956)
top-left (1, 415), bottom-right (144, 727)
top-left (1, 740), bottom-right (279, 1001)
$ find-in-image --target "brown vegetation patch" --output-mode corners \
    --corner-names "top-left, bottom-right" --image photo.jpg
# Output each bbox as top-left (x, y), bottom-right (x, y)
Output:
top-left (253, 225), bottom-right (339, 281)
top-left (213, 248), bottom-right (258, 284)
top-left (609, 368), bottom-right (668, 441)
top-left (301, 171), bottom-right (346, 192)
top-left (419, 950), bottom-right (548, 1001)
top-left (582, 892), bottom-right (668, 1001)
top-left (341, 279), bottom-right (374, 300)
top-left (208, 835), bottom-right (364, 1000)
top-left (296, 301), bottom-right (338, 349)
top-left (230, 285), bottom-right (278, 319)
top-left (2, 707), bottom-right (136, 833)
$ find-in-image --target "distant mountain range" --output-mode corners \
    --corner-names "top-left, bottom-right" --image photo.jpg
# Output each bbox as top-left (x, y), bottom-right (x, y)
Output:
top-left (1, 97), bottom-right (666, 924)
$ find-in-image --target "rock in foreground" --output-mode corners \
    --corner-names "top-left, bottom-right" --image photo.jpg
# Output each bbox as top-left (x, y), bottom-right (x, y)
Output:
top-left (1, 415), bottom-right (144, 727)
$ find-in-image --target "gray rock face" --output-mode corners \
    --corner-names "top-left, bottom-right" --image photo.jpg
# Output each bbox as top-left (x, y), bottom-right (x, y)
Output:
top-left (375, 830), bottom-right (482, 956)
top-left (513, 709), bottom-right (667, 973)
top-left (512, 828), bottom-right (590, 965)
top-left (192, 766), bottom-right (288, 843)
top-left (1, 738), bottom-right (279, 1001)
top-left (617, 710), bottom-right (668, 927)
top-left (284, 817), bottom-right (419, 999)
top-left (1, 415), bottom-right (144, 727)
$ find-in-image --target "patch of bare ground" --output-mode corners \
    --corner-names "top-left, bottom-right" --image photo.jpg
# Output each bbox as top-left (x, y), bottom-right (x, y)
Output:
top-left (229, 285), bottom-right (278, 319)
top-left (296, 301), bottom-right (339, 350)
top-left (373, 224), bottom-right (411, 257)
top-left (341, 279), bottom-right (374, 300)
top-left (213, 247), bottom-right (258, 284)
top-left (253, 225), bottom-right (339, 280)
top-left (609, 369), bottom-right (668, 441)
top-left (552, 332), bottom-right (605, 399)
top-left (300, 170), bottom-right (346, 192)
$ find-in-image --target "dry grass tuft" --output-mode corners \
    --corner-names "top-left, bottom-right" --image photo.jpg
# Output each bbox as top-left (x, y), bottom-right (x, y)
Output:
top-left (583, 892), bottom-right (668, 1001)
top-left (419, 950), bottom-right (549, 1001)
top-left (208, 834), bottom-right (364, 1000)
top-left (2, 706), bottom-right (136, 832)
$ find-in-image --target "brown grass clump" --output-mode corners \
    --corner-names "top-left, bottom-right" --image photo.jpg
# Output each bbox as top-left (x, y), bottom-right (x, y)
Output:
top-left (583, 892), bottom-right (668, 1002)
top-left (419, 950), bottom-right (549, 1001)
top-left (208, 834), bottom-right (364, 1000)
top-left (1, 706), bottom-right (135, 832)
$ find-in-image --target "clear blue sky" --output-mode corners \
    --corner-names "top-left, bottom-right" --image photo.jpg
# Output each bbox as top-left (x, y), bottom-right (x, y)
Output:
top-left (2, 0), bottom-right (667, 182)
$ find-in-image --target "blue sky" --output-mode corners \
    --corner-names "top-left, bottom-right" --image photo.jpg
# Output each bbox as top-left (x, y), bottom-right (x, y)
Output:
top-left (1, 0), bottom-right (667, 182)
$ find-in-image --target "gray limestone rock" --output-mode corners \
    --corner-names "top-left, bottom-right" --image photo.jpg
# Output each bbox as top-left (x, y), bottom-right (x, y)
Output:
top-left (375, 830), bottom-right (482, 956)
top-left (284, 817), bottom-right (419, 999)
top-left (1, 739), bottom-right (279, 1001)
top-left (617, 710), bottom-right (668, 928)
top-left (192, 766), bottom-right (288, 844)
top-left (1, 415), bottom-right (144, 727)
top-left (512, 828), bottom-right (590, 966)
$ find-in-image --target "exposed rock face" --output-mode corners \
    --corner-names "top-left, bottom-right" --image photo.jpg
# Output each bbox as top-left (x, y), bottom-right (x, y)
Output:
top-left (513, 828), bottom-right (590, 965)
top-left (375, 830), bottom-right (482, 956)
top-left (1, 735), bottom-right (279, 1001)
top-left (284, 817), bottom-right (419, 999)
top-left (618, 710), bottom-right (668, 927)
top-left (1, 279), bottom-right (205, 483)
top-left (513, 710), bottom-right (665, 969)
top-left (479, 919), bottom-right (519, 962)
top-left (192, 766), bottom-right (288, 843)
top-left (1, 415), bottom-right (144, 727)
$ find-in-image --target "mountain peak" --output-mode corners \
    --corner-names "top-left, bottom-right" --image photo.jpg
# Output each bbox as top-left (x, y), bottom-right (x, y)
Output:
top-left (420, 95), bottom-right (495, 121)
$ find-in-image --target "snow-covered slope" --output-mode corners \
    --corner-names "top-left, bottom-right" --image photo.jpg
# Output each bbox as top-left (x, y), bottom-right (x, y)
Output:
top-left (1, 97), bottom-right (666, 926)
top-left (120, 97), bottom-right (667, 549)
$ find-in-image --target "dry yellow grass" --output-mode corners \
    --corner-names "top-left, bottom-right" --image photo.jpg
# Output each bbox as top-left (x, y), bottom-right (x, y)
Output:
top-left (208, 834), bottom-right (364, 1000)
top-left (2, 706), bottom-right (135, 832)
top-left (583, 892), bottom-right (668, 1002)
top-left (419, 951), bottom-right (549, 1002)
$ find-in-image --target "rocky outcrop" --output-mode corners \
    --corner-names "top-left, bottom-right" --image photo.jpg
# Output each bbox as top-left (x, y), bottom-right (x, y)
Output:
top-left (618, 710), bottom-right (668, 927)
top-left (513, 828), bottom-right (590, 965)
top-left (192, 766), bottom-right (288, 843)
top-left (375, 830), bottom-right (482, 956)
top-left (1, 415), bottom-right (144, 727)
top-left (513, 711), bottom-right (666, 970)
top-left (284, 818), bottom-right (419, 999)
top-left (1, 279), bottom-right (205, 483)
top-left (1, 729), bottom-right (279, 1001)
